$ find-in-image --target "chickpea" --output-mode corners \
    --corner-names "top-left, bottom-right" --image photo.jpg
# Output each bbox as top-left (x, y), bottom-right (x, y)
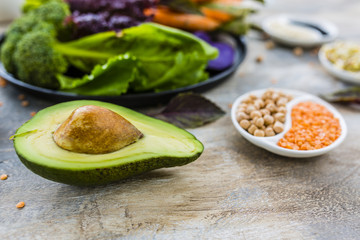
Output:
top-left (254, 99), bottom-right (265, 108)
top-left (246, 105), bottom-right (256, 114)
top-left (243, 97), bottom-right (253, 104)
top-left (248, 124), bottom-right (257, 135)
top-left (260, 109), bottom-right (270, 116)
top-left (251, 116), bottom-right (259, 124)
top-left (274, 112), bottom-right (286, 123)
top-left (237, 89), bottom-right (292, 137)
top-left (265, 127), bottom-right (275, 137)
top-left (278, 106), bottom-right (287, 113)
top-left (263, 114), bottom-right (274, 125)
top-left (238, 103), bottom-right (247, 110)
top-left (272, 93), bottom-right (280, 102)
top-left (239, 119), bottom-right (251, 130)
top-left (253, 101), bottom-right (261, 110)
top-left (255, 118), bottom-right (265, 128)
top-left (266, 103), bottom-right (277, 113)
top-left (237, 107), bottom-right (246, 113)
top-left (273, 121), bottom-right (284, 133)
top-left (249, 94), bottom-right (257, 100)
top-left (254, 129), bottom-right (265, 137)
top-left (250, 110), bottom-right (262, 119)
top-left (265, 99), bottom-right (274, 105)
top-left (276, 97), bottom-right (288, 106)
top-left (236, 112), bottom-right (249, 122)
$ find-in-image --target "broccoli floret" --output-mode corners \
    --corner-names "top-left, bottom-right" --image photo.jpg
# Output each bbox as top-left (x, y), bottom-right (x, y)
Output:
top-left (13, 31), bottom-right (68, 89)
top-left (10, 29), bottom-right (117, 89)
top-left (22, 0), bottom-right (63, 13)
top-left (0, 0), bottom-right (70, 85)
top-left (29, 1), bottom-right (70, 32)
top-left (0, 33), bottom-right (22, 74)
top-left (1, 20), bottom-right (57, 75)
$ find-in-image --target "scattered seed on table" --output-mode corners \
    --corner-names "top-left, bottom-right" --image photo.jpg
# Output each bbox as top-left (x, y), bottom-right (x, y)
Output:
top-left (256, 56), bottom-right (264, 63)
top-left (265, 40), bottom-right (275, 49)
top-left (293, 47), bottom-right (303, 56)
top-left (310, 47), bottom-right (320, 56)
top-left (18, 94), bottom-right (26, 100)
top-left (0, 77), bottom-right (7, 88)
top-left (16, 201), bottom-right (25, 209)
top-left (21, 100), bottom-right (29, 107)
top-left (1, 174), bottom-right (8, 180)
top-left (271, 78), bottom-right (278, 84)
top-left (30, 111), bottom-right (37, 117)
top-left (0, 102), bottom-right (3, 107)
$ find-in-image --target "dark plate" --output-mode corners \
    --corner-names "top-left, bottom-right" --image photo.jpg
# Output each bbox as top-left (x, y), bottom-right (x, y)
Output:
top-left (0, 34), bottom-right (246, 107)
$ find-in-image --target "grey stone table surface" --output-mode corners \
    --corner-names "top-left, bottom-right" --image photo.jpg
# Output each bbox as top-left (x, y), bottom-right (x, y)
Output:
top-left (1, 0), bottom-right (360, 239)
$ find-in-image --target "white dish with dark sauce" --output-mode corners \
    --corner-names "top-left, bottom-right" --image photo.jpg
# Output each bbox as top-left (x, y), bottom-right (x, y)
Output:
top-left (262, 14), bottom-right (338, 47)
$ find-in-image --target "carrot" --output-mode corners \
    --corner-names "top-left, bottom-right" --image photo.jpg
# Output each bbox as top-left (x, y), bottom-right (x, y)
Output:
top-left (209, 0), bottom-right (244, 5)
top-left (200, 6), bottom-right (233, 22)
top-left (145, 7), bottom-right (221, 31)
top-left (191, 0), bottom-right (243, 5)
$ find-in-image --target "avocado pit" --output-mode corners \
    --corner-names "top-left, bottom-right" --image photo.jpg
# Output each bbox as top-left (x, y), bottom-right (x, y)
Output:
top-left (53, 105), bottom-right (143, 154)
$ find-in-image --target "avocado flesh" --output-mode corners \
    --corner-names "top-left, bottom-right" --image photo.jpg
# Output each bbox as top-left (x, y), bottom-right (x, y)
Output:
top-left (13, 100), bottom-right (204, 186)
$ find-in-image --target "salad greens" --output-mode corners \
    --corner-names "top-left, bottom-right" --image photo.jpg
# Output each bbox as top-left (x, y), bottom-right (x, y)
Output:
top-left (58, 23), bottom-right (218, 95)
top-left (1, 0), bottom-right (218, 95)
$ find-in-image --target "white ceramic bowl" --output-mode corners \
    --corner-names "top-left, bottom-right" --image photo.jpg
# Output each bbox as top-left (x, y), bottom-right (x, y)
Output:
top-left (231, 88), bottom-right (347, 158)
top-left (319, 42), bottom-right (360, 84)
top-left (262, 14), bottom-right (338, 48)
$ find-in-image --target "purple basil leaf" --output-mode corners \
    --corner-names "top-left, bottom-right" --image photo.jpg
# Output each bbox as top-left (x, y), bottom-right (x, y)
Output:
top-left (152, 92), bottom-right (225, 128)
top-left (66, 0), bottom-right (155, 14)
top-left (66, 0), bottom-right (155, 37)
top-left (321, 87), bottom-right (360, 104)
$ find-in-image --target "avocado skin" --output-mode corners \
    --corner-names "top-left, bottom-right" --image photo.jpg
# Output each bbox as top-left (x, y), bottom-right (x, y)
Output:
top-left (16, 151), bottom-right (202, 186)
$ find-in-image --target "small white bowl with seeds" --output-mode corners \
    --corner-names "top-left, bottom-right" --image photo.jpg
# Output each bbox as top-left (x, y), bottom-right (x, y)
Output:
top-left (230, 88), bottom-right (347, 158)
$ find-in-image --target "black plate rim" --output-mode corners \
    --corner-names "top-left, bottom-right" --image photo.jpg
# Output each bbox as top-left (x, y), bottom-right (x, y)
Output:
top-left (0, 33), bottom-right (246, 106)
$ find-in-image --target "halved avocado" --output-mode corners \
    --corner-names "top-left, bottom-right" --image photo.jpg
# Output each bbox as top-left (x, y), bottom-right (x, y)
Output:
top-left (13, 100), bottom-right (204, 186)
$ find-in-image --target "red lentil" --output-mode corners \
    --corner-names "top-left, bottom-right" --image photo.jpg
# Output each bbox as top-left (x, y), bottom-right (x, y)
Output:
top-left (0, 174), bottom-right (8, 180)
top-left (278, 101), bottom-right (341, 150)
top-left (0, 77), bottom-right (7, 88)
top-left (18, 94), bottom-right (26, 100)
top-left (21, 100), bottom-right (29, 107)
top-left (16, 201), bottom-right (25, 209)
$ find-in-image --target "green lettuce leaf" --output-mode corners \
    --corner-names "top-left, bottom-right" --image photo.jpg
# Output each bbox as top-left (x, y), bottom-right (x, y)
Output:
top-left (59, 23), bottom-right (218, 96)
top-left (58, 54), bottom-right (137, 96)
top-left (57, 31), bottom-right (123, 72)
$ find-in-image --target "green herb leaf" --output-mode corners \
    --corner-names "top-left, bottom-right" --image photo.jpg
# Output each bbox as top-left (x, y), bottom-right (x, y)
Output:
top-left (59, 23), bottom-right (218, 95)
top-left (58, 54), bottom-right (137, 95)
top-left (321, 87), bottom-right (360, 104)
top-left (152, 92), bottom-right (225, 128)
